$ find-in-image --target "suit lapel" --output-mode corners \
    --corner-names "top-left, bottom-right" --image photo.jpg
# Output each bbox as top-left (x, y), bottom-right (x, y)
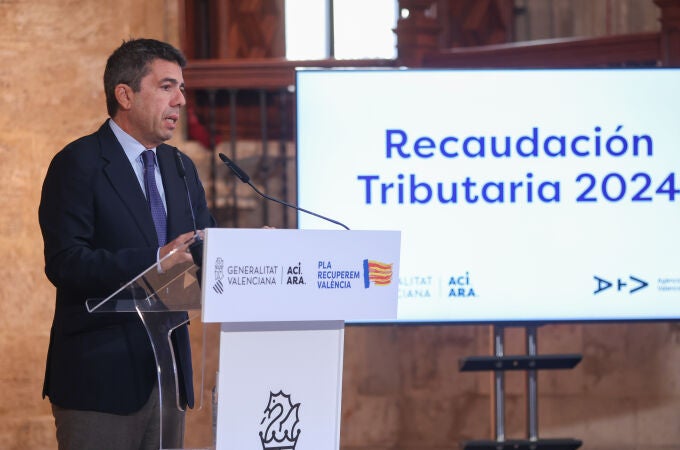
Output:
top-left (98, 123), bottom-right (159, 246)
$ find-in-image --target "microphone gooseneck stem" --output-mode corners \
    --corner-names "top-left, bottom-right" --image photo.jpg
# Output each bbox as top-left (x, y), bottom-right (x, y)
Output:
top-left (175, 150), bottom-right (198, 234)
top-left (182, 177), bottom-right (198, 233)
top-left (218, 153), bottom-right (350, 230)
top-left (175, 149), bottom-right (203, 268)
top-left (246, 179), bottom-right (350, 231)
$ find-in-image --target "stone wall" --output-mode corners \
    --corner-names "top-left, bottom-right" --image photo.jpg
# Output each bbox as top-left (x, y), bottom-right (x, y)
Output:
top-left (0, 1), bottom-right (180, 448)
top-left (1, 1), bottom-right (679, 450)
top-left (339, 322), bottom-right (680, 449)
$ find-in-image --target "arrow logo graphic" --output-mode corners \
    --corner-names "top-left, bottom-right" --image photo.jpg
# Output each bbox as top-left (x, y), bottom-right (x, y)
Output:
top-left (594, 276), bottom-right (612, 294)
top-left (593, 275), bottom-right (648, 295)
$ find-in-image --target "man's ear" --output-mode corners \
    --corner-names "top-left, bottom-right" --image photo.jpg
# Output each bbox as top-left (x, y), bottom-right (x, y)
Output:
top-left (114, 84), bottom-right (133, 111)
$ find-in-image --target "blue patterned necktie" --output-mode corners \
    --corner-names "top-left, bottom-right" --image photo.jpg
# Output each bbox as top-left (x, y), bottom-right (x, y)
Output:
top-left (141, 150), bottom-right (167, 246)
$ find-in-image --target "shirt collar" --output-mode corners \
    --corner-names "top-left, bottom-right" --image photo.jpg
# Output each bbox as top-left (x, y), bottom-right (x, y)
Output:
top-left (108, 118), bottom-right (156, 162)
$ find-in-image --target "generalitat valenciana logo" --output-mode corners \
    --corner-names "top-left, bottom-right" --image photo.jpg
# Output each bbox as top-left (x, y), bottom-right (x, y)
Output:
top-left (259, 390), bottom-right (301, 450)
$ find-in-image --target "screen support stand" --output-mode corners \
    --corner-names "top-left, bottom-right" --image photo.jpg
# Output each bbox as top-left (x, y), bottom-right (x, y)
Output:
top-left (460, 325), bottom-right (583, 450)
top-left (493, 326), bottom-right (505, 442)
top-left (526, 325), bottom-right (538, 442)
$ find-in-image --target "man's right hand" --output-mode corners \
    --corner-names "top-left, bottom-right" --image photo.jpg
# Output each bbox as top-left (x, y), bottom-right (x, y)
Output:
top-left (159, 231), bottom-right (198, 272)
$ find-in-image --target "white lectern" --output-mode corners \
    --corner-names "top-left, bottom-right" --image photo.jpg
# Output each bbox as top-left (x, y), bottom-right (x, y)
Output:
top-left (88, 229), bottom-right (400, 450)
top-left (202, 229), bottom-right (400, 450)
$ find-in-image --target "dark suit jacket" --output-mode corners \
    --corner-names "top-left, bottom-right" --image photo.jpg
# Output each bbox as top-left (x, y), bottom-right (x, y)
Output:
top-left (39, 121), bottom-right (215, 414)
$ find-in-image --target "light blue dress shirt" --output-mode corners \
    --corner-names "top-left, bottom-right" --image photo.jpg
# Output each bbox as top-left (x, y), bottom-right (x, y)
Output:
top-left (108, 118), bottom-right (167, 211)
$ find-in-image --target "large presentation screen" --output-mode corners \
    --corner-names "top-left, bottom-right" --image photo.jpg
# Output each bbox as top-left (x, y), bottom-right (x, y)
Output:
top-left (295, 68), bottom-right (680, 323)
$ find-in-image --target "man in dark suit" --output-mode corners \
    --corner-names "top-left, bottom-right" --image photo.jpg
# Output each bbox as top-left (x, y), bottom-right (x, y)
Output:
top-left (38, 38), bottom-right (215, 450)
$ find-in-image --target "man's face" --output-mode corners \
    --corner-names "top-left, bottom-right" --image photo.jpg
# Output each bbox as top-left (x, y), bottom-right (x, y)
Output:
top-left (126, 58), bottom-right (186, 149)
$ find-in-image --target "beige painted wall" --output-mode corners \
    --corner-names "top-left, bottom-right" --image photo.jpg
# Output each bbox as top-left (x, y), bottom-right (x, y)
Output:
top-left (1, 1), bottom-right (679, 450)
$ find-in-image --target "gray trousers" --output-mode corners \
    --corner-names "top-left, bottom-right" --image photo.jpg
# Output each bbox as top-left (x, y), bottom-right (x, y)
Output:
top-left (51, 385), bottom-right (185, 450)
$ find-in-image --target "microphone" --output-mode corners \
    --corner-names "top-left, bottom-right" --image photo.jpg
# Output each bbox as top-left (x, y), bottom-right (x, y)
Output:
top-left (218, 153), bottom-right (350, 230)
top-left (174, 149), bottom-right (204, 267)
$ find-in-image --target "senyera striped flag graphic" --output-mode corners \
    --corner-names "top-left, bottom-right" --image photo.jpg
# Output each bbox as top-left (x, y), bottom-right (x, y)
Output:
top-left (363, 259), bottom-right (393, 288)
